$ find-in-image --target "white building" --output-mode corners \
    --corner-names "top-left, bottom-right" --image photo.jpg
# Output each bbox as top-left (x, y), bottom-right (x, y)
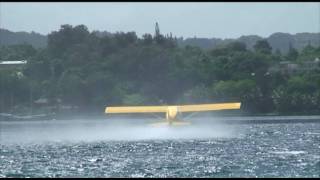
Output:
top-left (0, 60), bottom-right (27, 70)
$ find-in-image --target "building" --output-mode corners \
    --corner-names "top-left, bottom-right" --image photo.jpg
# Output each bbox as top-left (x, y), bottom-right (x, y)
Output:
top-left (270, 58), bottom-right (320, 75)
top-left (0, 60), bottom-right (27, 70)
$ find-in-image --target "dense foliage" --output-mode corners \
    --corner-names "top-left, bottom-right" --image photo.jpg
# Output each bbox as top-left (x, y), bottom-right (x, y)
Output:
top-left (1, 24), bottom-right (320, 115)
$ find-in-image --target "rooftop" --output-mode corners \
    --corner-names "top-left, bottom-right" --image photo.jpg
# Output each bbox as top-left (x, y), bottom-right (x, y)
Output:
top-left (0, 60), bottom-right (27, 65)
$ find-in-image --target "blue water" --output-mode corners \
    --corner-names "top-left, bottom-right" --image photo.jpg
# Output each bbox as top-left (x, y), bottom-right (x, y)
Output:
top-left (0, 118), bottom-right (319, 177)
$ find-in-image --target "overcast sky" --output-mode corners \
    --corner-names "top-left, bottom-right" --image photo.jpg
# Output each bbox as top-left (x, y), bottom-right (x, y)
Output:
top-left (1, 2), bottom-right (319, 39)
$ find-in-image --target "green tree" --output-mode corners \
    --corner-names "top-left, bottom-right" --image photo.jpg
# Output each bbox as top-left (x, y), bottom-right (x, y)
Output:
top-left (0, 44), bottom-right (36, 61)
top-left (227, 41), bottom-right (247, 52)
top-left (253, 39), bottom-right (272, 54)
top-left (142, 33), bottom-right (153, 45)
top-left (286, 43), bottom-right (299, 61)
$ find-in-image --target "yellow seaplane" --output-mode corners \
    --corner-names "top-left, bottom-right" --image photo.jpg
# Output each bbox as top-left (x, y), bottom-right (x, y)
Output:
top-left (105, 102), bottom-right (241, 127)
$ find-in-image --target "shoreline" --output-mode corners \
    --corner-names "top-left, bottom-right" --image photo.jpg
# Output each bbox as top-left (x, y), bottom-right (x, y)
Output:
top-left (1, 112), bottom-right (320, 124)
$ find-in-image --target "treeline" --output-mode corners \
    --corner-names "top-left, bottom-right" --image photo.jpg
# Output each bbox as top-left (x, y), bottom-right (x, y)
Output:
top-left (178, 32), bottom-right (320, 54)
top-left (1, 24), bottom-right (320, 115)
top-left (2, 27), bottom-right (319, 55)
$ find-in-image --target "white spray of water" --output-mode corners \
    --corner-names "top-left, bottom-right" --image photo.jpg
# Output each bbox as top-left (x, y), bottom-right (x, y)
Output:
top-left (0, 117), bottom-right (239, 144)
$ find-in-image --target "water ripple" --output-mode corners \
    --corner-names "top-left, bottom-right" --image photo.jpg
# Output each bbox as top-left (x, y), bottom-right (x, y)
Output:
top-left (0, 122), bottom-right (319, 177)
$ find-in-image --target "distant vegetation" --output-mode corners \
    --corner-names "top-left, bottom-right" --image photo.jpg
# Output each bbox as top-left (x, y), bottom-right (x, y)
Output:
top-left (0, 29), bottom-right (47, 49)
top-left (178, 33), bottom-right (320, 54)
top-left (1, 28), bottom-right (319, 54)
top-left (1, 24), bottom-right (320, 116)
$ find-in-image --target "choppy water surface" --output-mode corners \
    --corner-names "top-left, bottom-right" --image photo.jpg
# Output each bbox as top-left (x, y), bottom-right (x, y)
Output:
top-left (0, 118), bottom-right (319, 178)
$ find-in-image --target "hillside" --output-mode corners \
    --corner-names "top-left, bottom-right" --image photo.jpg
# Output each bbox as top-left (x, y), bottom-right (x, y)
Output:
top-left (1, 24), bottom-right (320, 115)
top-left (0, 28), bottom-right (47, 49)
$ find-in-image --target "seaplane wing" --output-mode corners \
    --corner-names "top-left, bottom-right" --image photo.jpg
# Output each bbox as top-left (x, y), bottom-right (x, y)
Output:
top-left (105, 102), bottom-right (241, 126)
top-left (105, 102), bottom-right (241, 114)
top-left (177, 102), bottom-right (241, 112)
top-left (105, 106), bottom-right (168, 114)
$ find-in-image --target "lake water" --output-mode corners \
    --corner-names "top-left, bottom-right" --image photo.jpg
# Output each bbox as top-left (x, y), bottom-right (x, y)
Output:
top-left (0, 117), bottom-right (319, 177)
